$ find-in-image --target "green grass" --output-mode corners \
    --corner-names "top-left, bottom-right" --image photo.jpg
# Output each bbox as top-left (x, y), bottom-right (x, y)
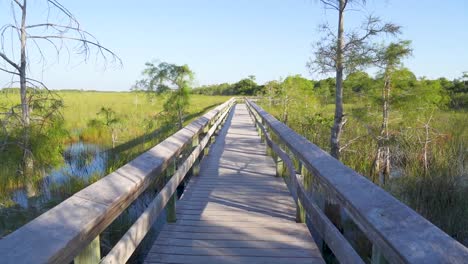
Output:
top-left (259, 97), bottom-right (468, 247)
top-left (0, 91), bottom-right (229, 201)
top-left (60, 92), bottom-right (229, 144)
top-left (0, 91), bottom-right (230, 237)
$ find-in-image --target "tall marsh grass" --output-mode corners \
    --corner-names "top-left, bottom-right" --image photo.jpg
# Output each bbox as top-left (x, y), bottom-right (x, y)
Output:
top-left (0, 92), bottom-right (229, 237)
top-left (260, 98), bottom-right (468, 246)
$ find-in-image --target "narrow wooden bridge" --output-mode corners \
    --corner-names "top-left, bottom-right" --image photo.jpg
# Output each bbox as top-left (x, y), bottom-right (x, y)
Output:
top-left (144, 104), bottom-right (323, 263)
top-left (0, 98), bottom-right (467, 264)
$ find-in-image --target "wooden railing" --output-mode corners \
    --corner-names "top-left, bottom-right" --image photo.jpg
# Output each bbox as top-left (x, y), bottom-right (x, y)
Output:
top-left (245, 99), bottom-right (468, 264)
top-left (0, 98), bottom-right (236, 264)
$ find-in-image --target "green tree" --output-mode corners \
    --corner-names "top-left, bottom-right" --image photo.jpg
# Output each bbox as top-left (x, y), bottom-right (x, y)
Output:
top-left (373, 41), bottom-right (412, 185)
top-left (344, 71), bottom-right (374, 101)
top-left (231, 78), bottom-right (259, 95)
top-left (440, 73), bottom-right (468, 109)
top-left (264, 80), bottom-right (282, 107)
top-left (314, 77), bottom-right (335, 104)
top-left (309, 0), bottom-right (401, 159)
top-left (0, 0), bottom-right (119, 191)
top-left (139, 61), bottom-right (194, 129)
top-left (89, 107), bottom-right (122, 148)
top-left (279, 75), bottom-right (317, 124)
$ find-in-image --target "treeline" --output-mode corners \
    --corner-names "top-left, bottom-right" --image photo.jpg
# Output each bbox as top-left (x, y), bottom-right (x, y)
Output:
top-left (192, 76), bottom-right (263, 96)
top-left (0, 88), bottom-right (120, 93)
top-left (192, 71), bottom-right (468, 110)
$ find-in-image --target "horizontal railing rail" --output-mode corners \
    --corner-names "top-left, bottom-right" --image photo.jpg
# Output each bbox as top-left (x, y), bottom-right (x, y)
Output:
top-left (245, 99), bottom-right (468, 264)
top-left (0, 98), bottom-right (236, 264)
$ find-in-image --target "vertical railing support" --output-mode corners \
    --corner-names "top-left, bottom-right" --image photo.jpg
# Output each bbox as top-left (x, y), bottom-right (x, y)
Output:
top-left (301, 163), bottom-right (310, 189)
top-left (372, 245), bottom-right (387, 264)
top-left (258, 121), bottom-right (265, 142)
top-left (266, 143), bottom-right (273, 157)
top-left (166, 158), bottom-right (177, 223)
top-left (295, 163), bottom-right (308, 223)
top-left (192, 134), bottom-right (201, 176)
top-left (276, 157), bottom-right (284, 177)
top-left (296, 198), bottom-right (306, 223)
top-left (74, 235), bottom-right (100, 264)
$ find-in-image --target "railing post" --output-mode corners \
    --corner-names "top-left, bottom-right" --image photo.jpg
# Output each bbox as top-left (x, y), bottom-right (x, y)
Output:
top-left (192, 134), bottom-right (201, 176)
top-left (257, 121), bottom-right (265, 142)
top-left (74, 235), bottom-right (100, 264)
top-left (166, 158), bottom-right (177, 223)
top-left (204, 141), bottom-right (210, 156)
top-left (372, 245), bottom-right (388, 264)
top-left (301, 163), bottom-right (310, 189)
top-left (276, 156), bottom-right (284, 177)
top-left (296, 198), bottom-right (306, 223)
top-left (295, 163), bottom-right (308, 223)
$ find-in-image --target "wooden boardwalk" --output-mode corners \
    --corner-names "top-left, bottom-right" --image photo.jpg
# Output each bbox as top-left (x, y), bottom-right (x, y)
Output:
top-left (144, 104), bottom-right (324, 264)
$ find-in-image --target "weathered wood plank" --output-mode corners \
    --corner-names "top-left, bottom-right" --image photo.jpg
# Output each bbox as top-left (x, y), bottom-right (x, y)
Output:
top-left (144, 104), bottom-right (324, 264)
top-left (297, 178), bottom-right (364, 264)
top-left (101, 98), bottom-right (234, 264)
top-left (246, 99), bottom-right (468, 263)
top-left (149, 245), bottom-right (318, 257)
top-left (153, 237), bottom-right (317, 249)
top-left (0, 99), bottom-right (235, 264)
top-left (162, 224), bottom-right (310, 234)
top-left (145, 254), bottom-right (321, 264)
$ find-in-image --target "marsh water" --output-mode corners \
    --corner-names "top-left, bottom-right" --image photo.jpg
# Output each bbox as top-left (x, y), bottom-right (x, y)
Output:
top-left (2, 141), bottom-right (167, 263)
top-left (11, 142), bottom-right (107, 209)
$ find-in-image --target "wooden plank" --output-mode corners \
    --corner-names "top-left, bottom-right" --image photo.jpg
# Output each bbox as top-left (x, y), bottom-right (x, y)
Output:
top-left (0, 98), bottom-right (235, 264)
top-left (101, 98), bottom-right (234, 264)
top-left (153, 237), bottom-right (317, 250)
top-left (246, 100), bottom-right (468, 263)
top-left (247, 102), bottom-right (362, 263)
top-left (145, 104), bottom-right (324, 264)
top-left (74, 235), bottom-right (100, 264)
top-left (149, 245), bottom-right (318, 257)
top-left (163, 219), bottom-right (308, 229)
top-left (297, 179), bottom-right (364, 264)
top-left (162, 224), bottom-right (310, 234)
top-left (145, 254), bottom-right (322, 264)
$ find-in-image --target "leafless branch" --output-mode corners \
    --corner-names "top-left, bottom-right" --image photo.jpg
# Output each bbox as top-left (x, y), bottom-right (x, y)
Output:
top-left (340, 135), bottom-right (364, 152)
top-left (320, 0), bottom-right (339, 10)
top-left (28, 35), bottom-right (122, 65)
top-left (0, 51), bottom-right (20, 70)
top-left (13, 0), bottom-right (22, 8)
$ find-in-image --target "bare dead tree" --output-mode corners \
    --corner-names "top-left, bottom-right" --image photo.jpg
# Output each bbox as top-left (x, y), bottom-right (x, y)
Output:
top-left (0, 0), bottom-right (121, 180)
top-left (415, 111), bottom-right (445, 176)
top-left (308, 0), bottom-right (400, 160)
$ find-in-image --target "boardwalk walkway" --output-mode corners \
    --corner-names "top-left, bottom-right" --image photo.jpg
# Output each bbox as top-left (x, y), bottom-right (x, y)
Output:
top-left (144, 104), bottom-right (324, 264)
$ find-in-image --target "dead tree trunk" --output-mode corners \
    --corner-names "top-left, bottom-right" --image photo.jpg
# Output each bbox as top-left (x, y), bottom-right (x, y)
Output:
top-left (19, 1), bottom-right (35, 190)
top-left (375, 72), bottom-right (391, 185)
top-left (330, 0), bottom-right (345, 160)
top-left (422, 114), bottom-right (434, 175)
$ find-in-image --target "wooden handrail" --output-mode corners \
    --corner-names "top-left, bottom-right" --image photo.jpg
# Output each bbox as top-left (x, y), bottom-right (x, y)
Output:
top-left (0, 98), bottom-right (236, 264)
top-left (245, 99), bottom-right (468, 264)
top-left (245, 100), bottom-right (364, 264)
top-left (101, 98), bottom-right (233, 263)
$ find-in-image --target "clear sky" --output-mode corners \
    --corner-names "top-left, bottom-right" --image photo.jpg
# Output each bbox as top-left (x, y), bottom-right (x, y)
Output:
top-left (0, 0), bottom-right (467, 91)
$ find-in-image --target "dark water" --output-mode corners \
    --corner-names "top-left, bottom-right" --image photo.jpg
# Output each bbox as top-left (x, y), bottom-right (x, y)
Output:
top-left (5, 142), bottom-right (167, 262)
top-left (11, 142), bottom-right (107, 208)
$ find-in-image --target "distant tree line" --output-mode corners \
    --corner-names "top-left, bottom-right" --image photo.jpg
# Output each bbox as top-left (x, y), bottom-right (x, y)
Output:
top-left (191, 75), bottom-right (262, 96)
top-left (191, 72), bottom-right (467, 110)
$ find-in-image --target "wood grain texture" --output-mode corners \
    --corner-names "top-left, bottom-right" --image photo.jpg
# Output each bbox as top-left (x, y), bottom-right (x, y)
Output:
top-left (101, 97), bottom-right (234, 264)
top-left (246, 99), bottom-right (468, 264)
top-left (0, 99), bottom-right (235, 264)
top-left (144, 104), bottom-right (324, 264)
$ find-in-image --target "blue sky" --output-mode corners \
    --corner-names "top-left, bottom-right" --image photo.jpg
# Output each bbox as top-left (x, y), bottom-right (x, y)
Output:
top-left (0, 0), bottom-right (467, 91)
